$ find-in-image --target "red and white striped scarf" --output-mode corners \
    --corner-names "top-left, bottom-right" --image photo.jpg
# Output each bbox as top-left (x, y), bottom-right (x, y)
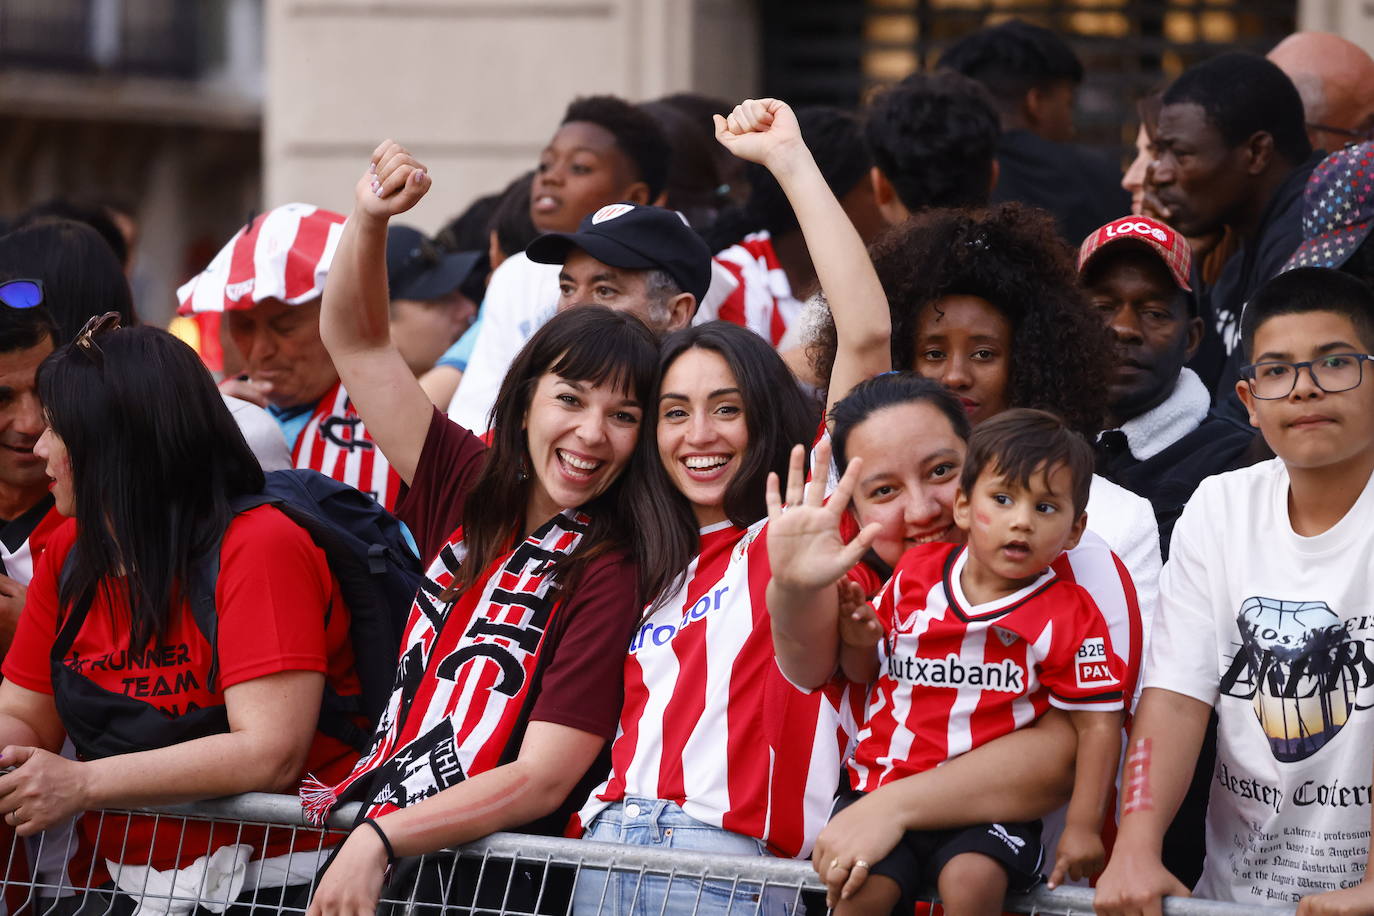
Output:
top-left (292, 381), bottom-right (402, 510)
top-left (300, 510), bottom-right (589, 825)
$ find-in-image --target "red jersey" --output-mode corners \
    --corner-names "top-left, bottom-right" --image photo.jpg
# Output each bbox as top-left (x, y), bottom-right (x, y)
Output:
top-left (3, 508), bottom-right (362, 871)
top-left (710, 233), bottom-right (802, 347)
top-left (577, 519), bottom-right (862, 859)
top-left (848, 544), bottom-right (1124, 793)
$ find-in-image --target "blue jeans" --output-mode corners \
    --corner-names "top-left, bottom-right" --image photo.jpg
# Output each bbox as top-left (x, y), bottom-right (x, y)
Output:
top-left (572, 799), bottom-right (798, 916)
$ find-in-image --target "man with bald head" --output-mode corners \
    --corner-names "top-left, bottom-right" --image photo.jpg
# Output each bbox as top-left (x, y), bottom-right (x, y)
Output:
top-left (1269, 31), bottom-right (1374, 153)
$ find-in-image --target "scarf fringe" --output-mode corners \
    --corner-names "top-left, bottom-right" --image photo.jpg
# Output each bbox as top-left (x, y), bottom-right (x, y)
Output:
top-left (299, 773), bottom-right (338, 828)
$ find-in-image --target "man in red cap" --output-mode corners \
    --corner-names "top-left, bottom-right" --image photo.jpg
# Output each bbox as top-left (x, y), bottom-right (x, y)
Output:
top-left (178, 203), bottom-right (402, 509)
top-left (1079, 215), bottom-right (1257, 558)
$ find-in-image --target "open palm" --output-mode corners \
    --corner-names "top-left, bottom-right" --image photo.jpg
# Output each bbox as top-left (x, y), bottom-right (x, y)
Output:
top-left (766, 438), bottom-right (878, 593)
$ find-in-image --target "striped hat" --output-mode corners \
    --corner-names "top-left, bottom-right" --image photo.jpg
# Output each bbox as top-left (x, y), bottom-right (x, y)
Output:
top-left (1077, 215), bottom-right (1192, 291)
top-left (177, 203), bottom-right (347, 315)
top-left (1282, 141), bottom-right (1374, 273)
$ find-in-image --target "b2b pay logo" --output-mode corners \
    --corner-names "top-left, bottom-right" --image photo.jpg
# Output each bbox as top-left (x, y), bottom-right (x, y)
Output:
top-left (1076, 637), bottom-right (1114, 688)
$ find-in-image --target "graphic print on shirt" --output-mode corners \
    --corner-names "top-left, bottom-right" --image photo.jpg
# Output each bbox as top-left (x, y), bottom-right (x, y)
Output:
top-left (1220, 597), bottom-right (1365, 763)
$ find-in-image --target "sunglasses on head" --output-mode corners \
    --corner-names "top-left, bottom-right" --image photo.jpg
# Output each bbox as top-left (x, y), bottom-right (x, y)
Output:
top-left (0, 279), bottom-right (43, 311)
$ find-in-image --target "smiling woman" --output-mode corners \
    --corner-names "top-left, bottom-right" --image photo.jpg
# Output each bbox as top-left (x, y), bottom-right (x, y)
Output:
top-left (302, 140), bottom-right (661, 916)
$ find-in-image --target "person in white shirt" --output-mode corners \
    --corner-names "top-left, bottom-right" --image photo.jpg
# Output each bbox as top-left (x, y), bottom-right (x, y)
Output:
top-left (448, 96), bottom-right (671, 432)
top-left (1096, 266), bottom-right (1374, 916)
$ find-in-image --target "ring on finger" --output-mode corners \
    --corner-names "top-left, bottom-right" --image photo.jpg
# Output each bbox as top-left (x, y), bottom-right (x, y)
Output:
top-left (828, 858), bottom-right (842, 871)
top-left (853, 860), bottom-right (871, 871)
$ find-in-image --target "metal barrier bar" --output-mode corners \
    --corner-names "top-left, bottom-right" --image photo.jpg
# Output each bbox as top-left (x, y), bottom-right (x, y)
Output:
top-left (0, 793), bottom-right (1295, 916)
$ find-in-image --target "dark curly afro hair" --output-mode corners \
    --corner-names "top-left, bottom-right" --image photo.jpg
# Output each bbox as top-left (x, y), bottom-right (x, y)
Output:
top-left (811, 202), bottom-right (1113, 437)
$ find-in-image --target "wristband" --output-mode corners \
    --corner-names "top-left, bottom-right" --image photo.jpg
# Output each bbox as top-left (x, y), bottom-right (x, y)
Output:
top-left (358, 817), bottom-right (398, 879)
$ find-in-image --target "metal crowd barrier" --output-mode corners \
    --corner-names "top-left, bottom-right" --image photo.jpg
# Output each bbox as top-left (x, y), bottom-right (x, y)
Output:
top-left (0, 793), bottom-right (1294, 916)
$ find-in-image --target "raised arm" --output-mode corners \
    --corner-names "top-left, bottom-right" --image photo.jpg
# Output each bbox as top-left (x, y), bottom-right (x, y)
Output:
top-left (714, 99), bottom-right (891, 417)
top-left (766, 438), bottom-right (880, 689)
top-left (319, 139), bottom-right (440, 485)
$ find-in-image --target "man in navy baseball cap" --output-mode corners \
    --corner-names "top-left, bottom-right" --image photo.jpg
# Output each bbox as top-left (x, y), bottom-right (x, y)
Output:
top-left (385, 224), bottom-right (485, 376)
top-left (525, 202), bottom-right (712, 334)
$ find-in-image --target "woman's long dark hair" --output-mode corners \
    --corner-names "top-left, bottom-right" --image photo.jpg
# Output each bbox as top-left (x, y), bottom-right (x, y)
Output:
top-left (454, 306), bottom-right (659, 601)
top-left (37, 326), bottom-right (265, 651)
top-left (627, 321), bottom-right (818, 603)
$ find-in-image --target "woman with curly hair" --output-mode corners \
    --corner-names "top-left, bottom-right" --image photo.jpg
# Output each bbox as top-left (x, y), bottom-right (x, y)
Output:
top-left (809, 201), bottom-right (1160, 671)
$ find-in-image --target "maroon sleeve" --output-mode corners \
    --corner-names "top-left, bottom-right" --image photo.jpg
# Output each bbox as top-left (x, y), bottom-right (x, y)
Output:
top-left (393, 407), bottom-right (489, 564)
top-left (527, 552), bottom-right (640, 740)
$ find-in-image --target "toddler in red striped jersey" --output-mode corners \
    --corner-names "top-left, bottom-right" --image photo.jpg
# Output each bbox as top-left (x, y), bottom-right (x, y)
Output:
top-left (770, 409), bottom-right (1124, 916)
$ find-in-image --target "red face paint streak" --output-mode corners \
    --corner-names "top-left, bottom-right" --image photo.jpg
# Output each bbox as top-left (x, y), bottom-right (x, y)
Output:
top-left (974, 511), bottom-right (991, 526)
top-left (1122, 737), bottom-right (1153, 815)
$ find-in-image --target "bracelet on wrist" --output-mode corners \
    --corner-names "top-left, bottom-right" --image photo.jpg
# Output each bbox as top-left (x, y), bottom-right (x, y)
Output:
top-left (357, 816), bottom-right (398, 882)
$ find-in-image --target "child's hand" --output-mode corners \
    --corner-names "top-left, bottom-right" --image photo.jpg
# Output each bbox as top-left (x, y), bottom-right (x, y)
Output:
top-left (355, 140), bottom-right (431, 221)
top-left (766, 438), bottom-right (881, 595)
top-left (837, 579), bottom-right (881, 649)
top-left (712, 98), bottom-right (806, 171)
top-left (1048, 823), bottom-right (1105, 889)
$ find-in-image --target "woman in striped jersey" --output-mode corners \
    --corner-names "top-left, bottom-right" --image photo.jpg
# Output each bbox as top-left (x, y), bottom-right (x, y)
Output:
top-left (571, 98), bottom-right (893, 916)
top-left (804, 374), bottom-right (1142, 906)
top-left (300, 142), bottom-right (659, 916)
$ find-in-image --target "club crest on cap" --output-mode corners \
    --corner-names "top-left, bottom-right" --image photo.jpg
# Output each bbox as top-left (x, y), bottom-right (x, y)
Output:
top-left (592, 204), bottom-right (636, 224)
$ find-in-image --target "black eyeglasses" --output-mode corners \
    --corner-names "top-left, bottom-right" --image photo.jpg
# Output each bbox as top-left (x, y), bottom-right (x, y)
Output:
top-left (1240, 353), bottom-right (1374, 399)
top-left (0, 279), bottom-right (43, 311)
top-left (73, 312), bottom-right (123, 366)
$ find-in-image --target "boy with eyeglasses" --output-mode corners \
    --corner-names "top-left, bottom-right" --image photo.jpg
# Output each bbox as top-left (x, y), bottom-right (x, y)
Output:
top-left (1096, 266), bottom-right (1374, 915)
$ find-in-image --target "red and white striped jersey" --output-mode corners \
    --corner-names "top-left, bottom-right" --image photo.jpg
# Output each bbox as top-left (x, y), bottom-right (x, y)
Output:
top-left (848, 543), bottom-right (1124, 793)
top-left (576, 518), bottom-right (861, 859)
top-left (708, 233), bottom-right (802, 347)
top-left (292, 381), bottom-right (402, 510)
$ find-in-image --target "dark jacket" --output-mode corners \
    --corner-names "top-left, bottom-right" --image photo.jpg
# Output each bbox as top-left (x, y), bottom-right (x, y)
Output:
top-left (1192, 152), bottom-right (1323, 415)
top-left (1096, 417), bottom-right (1256, 559)
top-left (991, 129), bottom-right (1131, 245)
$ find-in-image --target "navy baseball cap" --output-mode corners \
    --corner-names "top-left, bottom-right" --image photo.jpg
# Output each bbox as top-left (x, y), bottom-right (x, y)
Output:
top-left (525, 203), bottom-right (713, 305)
top-left (386, 225), bottom-right (484, 302)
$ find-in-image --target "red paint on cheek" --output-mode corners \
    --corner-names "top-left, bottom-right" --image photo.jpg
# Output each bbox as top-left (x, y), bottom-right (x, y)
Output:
top-left (974, 511), bottom-right (991, 526)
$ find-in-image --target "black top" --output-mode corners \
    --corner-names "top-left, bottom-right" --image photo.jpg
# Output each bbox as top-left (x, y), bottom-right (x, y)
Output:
top-left (1193, 152), bottom-right (1323, 412)
top-left (1095, 417), bottom-right (1257, 559)
top-left (990, 129), bottom-right (1131, 245)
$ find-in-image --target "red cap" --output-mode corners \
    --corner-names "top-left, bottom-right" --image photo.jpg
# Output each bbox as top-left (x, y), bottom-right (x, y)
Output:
top-left (1077, 215), bottom-right (1192, 292)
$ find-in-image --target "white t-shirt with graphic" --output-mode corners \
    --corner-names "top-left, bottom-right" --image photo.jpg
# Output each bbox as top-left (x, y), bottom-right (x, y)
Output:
top-left (1145, 458), bottom-right (1374, 905)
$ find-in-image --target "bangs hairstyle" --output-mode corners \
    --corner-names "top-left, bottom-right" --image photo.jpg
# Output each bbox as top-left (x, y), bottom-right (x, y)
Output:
top-left (960, 408), bottom-right (1093, 516)
top-left (812, 203), bottom-right (1113, 437)
top-left (37, 326), bottom-right (264, 652)
top-left (626, 321), bottom-right (819, 603)
top-left (456, 305), bottom-right (659, 601)
top-left (830, 372), bottom-right (971, 470)
top-left (1242, 267), bottom-right (1374, 361)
